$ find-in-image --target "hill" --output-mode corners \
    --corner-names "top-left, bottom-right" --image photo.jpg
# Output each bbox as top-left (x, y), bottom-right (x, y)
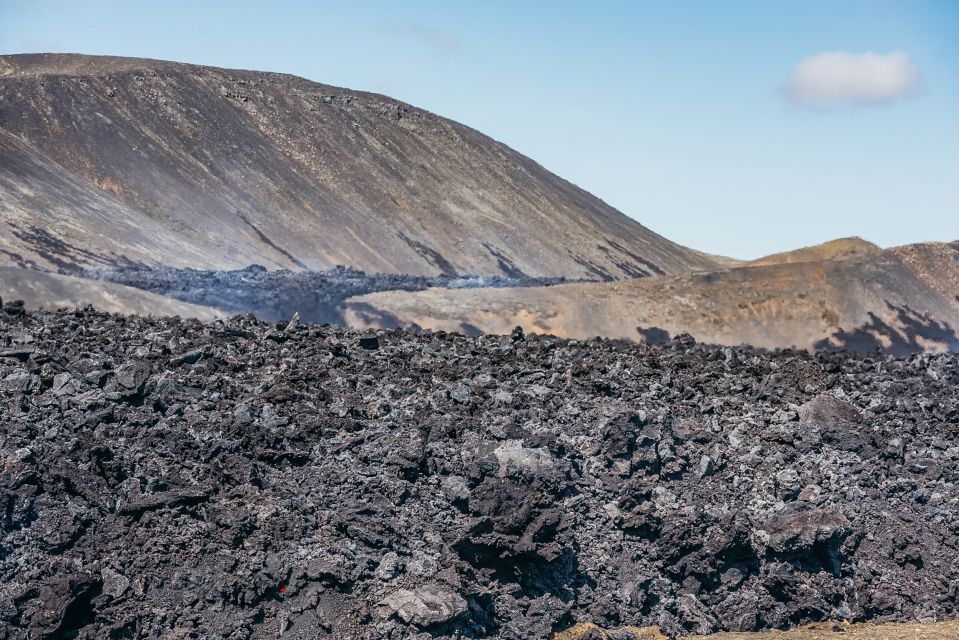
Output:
top-left (0, 53), bottom-right (718, 278)
top-left (744, 237), bottom-right (881, 267)
top-left (344, 242), bottom-right (959, 354)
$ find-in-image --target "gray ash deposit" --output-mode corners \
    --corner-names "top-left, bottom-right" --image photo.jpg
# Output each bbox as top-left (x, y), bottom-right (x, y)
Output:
top-left (1, 301), bottom-right (958, 639)
top-left (81, 265), bottom-right (570, 325)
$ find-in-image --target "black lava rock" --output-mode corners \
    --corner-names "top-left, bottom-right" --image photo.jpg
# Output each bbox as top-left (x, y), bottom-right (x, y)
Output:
top-left (1, 307), bottom-right (957, 639)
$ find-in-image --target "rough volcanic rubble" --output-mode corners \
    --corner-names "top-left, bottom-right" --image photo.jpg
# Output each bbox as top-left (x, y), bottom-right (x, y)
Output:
top-left (1, 299), bottom-right (958, 639)
top-left (81, 266), bottom-right (570, 325)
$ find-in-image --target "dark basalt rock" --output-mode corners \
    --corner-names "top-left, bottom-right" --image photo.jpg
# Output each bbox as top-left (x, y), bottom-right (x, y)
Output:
top-left (799, 394), bottom-right (877, 455)
top-left (0, 307), bottom-right (957, 639)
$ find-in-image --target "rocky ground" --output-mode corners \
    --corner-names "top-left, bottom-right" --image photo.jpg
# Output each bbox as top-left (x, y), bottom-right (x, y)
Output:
top-left (1, 300), bottom-right (958, 639)
top-left (555, 620), bottom-right (959, 639)
top-left (82, 265), bottom-right (569, 325)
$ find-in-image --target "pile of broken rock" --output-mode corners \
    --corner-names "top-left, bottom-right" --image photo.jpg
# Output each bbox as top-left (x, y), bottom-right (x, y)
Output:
top-left (1, 302), bottom-right (957, 638)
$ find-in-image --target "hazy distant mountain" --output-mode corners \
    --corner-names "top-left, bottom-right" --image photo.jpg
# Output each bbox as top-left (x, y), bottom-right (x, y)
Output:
top-left (344, 241), bottom-right (959, 354)
top-left (0, 53), bottom-right (718, 278)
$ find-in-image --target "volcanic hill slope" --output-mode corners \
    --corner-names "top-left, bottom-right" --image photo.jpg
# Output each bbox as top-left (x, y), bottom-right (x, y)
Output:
top-left (344, 241), bottom-right (959, 354)
top-left (0, 53), bottom-right (717, 279)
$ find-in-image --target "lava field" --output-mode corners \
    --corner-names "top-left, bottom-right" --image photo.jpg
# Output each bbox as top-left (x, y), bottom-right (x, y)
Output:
top-left (81, 266), bottom-right (570, 325)
top-left (1, 299), bottom-right (958, 639)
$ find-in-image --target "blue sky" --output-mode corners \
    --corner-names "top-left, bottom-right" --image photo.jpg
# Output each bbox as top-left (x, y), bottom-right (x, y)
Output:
top-left (2, 0), bottom-right (957, 259)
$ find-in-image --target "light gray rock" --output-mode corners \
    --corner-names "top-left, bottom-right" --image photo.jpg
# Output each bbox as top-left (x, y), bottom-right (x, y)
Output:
top-left (493, 440), bottom-right (554, 476)
top-left (698, 455), bottom-right (714, 478)
top-left (381, 584), bottom-right (467, 627)
top-left (101, 567), bottom-right (130, 598)
top-left (450, 382), bottom-right (471, 404)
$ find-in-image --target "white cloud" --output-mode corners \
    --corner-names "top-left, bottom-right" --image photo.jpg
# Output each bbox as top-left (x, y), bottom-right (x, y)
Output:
top-left (785, 51), bottom-right (921, 108)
